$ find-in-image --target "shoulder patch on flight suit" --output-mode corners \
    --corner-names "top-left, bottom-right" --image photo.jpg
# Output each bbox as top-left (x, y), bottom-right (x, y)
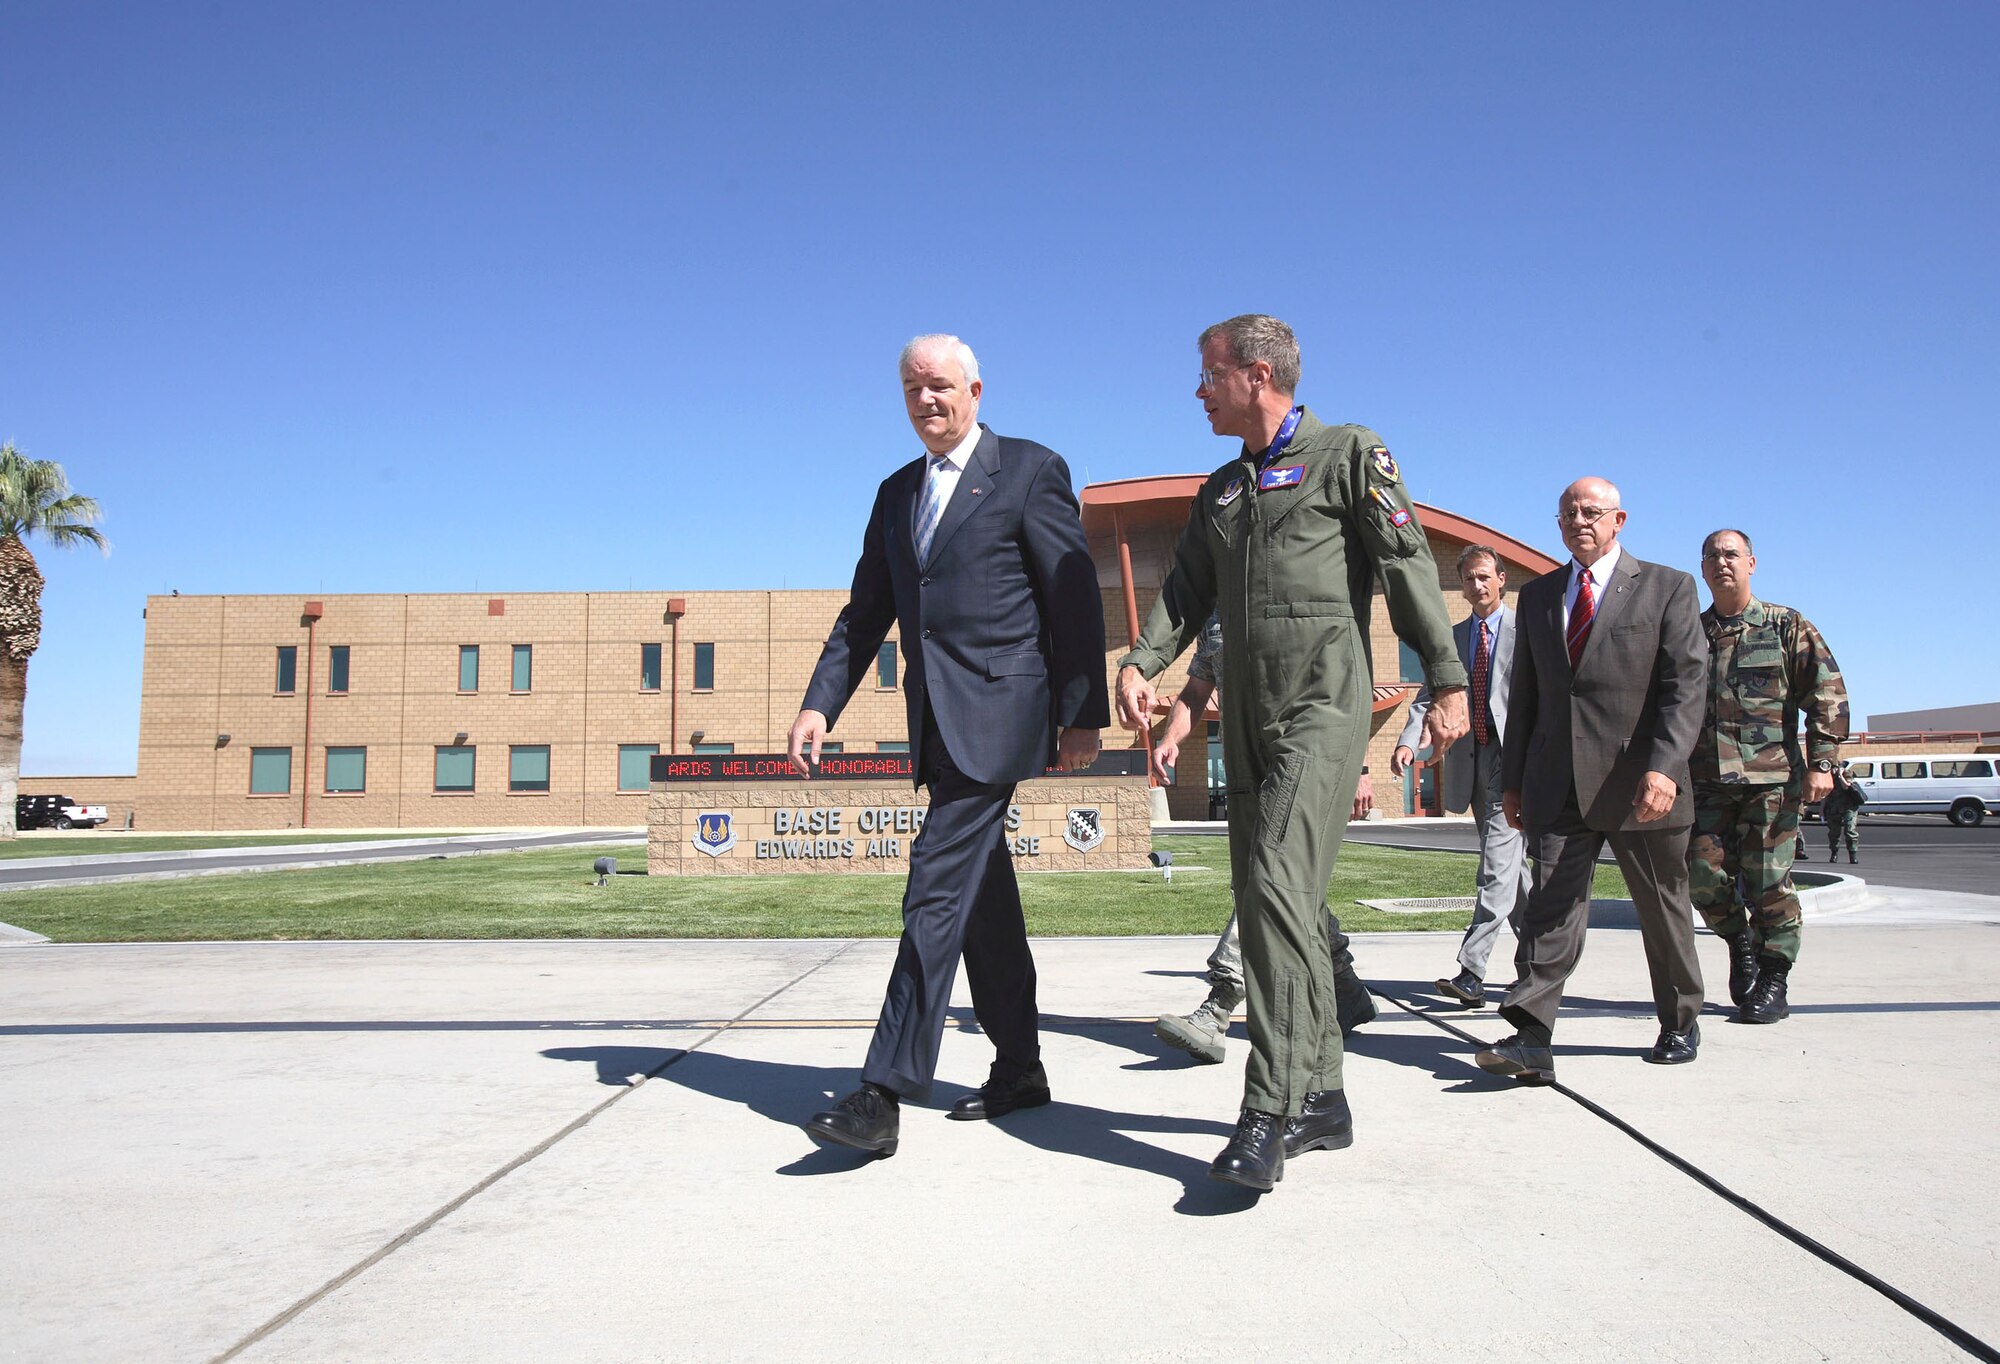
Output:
top-left (1217, 477), bottom-right (1244, 507)
top-left (1368, 447), bottom-right (1399, 482)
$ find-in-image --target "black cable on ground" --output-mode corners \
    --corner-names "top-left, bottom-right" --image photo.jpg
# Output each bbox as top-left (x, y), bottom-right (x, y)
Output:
top-left (1374, 989), bottom-right (2000, 1364)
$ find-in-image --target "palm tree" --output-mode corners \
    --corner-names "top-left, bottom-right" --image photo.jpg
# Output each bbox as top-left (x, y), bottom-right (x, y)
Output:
top-left (0, 443), bottom-right (107, 837)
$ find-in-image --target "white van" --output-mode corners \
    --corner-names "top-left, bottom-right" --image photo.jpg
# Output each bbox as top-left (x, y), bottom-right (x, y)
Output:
top-left (1845, 754), bottom-right (2000, 827)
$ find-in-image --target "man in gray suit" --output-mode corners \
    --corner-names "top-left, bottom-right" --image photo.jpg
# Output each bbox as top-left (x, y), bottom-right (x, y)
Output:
top-left (1392, 545), bottom-right (1531, 1007)
top-left (1476, 477), bottom-right (1709, 1083)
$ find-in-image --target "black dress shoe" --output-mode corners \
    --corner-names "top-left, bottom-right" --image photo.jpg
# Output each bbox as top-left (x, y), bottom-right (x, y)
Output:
top-left (1436, 969), bottom-right (1487, 1007)
top-left (1209, 1108), bottom-right (1285, 1191)
top-left (804, 1082), bottom-right (900, 1156)
top-left (948, 1063), bottom-right (1051, 1121)
top-left (1645, 1021), bottom-right (1701, 1065)
top-left (1475, 1034), bottom-right (1556, 1083)
top-left (1282, 1088), bottom-right (1354, 1157)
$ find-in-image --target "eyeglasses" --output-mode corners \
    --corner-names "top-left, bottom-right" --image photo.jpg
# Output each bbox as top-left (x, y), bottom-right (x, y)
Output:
top-left (1555, 505), bottom-right (1618, 526)
top-left (1701, 549), bottom-right (1747, 563)
top-left (1197, 363), bottom-right (1252, 390)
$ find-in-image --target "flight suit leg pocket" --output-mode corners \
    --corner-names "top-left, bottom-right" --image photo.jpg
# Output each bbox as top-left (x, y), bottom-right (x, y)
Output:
top-left (1257, 753), bottom-right (1307, 848)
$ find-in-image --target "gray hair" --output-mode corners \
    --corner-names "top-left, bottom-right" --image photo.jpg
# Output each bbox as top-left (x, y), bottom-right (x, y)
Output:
top-left (1702, 527), bottom-right (1754, 557)
top-left (1456, 544), bottom-right (1506, 575)
top-left (1198, 314), bottom-right (1300, 395)
top-left (899, 334), bottom-right (980, 385)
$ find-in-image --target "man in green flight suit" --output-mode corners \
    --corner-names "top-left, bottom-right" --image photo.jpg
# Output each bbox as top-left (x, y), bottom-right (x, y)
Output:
top-left (1117, 314), bottom-right (1468, 1192)
top-left (1687, 528), bottom-right (1849, 1024)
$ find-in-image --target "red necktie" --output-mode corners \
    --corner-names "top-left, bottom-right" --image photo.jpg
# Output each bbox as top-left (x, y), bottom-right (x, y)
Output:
top-left (1566, 567), bottom-right (1596, 670)
top-left (1471, 620), bottom-right (1491, 746)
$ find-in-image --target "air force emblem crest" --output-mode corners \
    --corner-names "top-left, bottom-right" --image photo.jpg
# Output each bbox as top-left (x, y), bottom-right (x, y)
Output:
top-left (692, 812), bottom-right (737, 858)
top-left (1063, 806), bottom-right (1105, 854)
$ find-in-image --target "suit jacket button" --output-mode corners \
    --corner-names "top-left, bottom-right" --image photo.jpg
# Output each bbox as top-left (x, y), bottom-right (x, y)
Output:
top-left (920, 577), bottom-right (931, 587)
top-left (922, 628), bottom-right (934, 638)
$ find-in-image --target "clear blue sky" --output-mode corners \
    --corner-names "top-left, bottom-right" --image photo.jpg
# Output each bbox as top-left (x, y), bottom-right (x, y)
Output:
top-left (5, 1), bottom-right (1996, 773)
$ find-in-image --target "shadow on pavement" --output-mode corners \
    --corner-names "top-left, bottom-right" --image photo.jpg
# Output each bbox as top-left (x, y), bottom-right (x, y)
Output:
top-left (541, 1035), bottom-right (1262, 1214)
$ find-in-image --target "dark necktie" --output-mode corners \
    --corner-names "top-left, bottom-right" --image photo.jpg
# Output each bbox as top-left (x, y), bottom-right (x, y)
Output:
top-left (1566, 567), bottom-right (1597, 670)
top-left (1471, 619), bottom-right (1491, 746)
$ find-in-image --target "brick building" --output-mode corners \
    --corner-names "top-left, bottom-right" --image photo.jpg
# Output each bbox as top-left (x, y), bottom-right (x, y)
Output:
top-left (39, 486), bottom-right (1560, 830)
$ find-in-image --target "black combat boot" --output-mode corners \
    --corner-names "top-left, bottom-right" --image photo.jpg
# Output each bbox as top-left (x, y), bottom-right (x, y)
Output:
top-left (1722, 931), bottom-right (1760, 1008)
top-left (1739, 953), bottom-right (1791, 1024)
top-left (1209, 1108), bottom-right (1285, 1191)
top-left (1334, 965), bottom-right (1377, 1032)
top-left (1848, 850), bottom-right (1858, 864)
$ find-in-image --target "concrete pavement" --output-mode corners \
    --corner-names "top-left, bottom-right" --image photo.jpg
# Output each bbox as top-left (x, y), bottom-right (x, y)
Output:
top-left (2, 909), bottom-right (1997, 1361)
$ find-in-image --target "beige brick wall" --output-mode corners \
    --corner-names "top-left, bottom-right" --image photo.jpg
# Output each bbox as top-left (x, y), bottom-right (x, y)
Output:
top-left (121, 524), bottom-right (1557, 831)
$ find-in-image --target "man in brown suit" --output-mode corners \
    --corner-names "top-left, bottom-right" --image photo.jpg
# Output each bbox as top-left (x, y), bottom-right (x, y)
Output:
top-left (1476, 476), bottom-right (1709, 1083)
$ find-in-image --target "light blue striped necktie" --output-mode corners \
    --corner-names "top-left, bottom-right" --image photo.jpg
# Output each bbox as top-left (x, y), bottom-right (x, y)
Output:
top-left (912, 454), bottom-right (949, 564)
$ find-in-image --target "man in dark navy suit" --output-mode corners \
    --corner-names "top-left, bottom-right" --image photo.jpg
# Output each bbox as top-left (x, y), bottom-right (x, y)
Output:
top-left (789, 334), bottom-right (1109, 1158)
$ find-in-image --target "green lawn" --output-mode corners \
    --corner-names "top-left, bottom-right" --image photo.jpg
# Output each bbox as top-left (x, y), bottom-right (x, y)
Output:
top-left (5, 834), bottom-right (1630, 944)
top-left (0, 832), bottom-right (481, 860)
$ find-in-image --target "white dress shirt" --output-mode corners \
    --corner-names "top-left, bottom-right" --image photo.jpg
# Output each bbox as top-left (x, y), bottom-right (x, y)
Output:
top-left (917, 422), bottom-right (983, 530)
top-left (1562, 542), bottom-right (1623, 633)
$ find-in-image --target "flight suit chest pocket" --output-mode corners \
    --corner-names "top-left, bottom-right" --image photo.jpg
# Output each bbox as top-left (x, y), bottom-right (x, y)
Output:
top-left (1209, 486), bottom-right (1249, 548)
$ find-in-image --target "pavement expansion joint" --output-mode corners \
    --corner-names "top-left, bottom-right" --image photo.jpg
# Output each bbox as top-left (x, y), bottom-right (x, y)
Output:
top-left (204, 937), bottom-right (868, 1364)
top-left (1372, 986), bottom-right (2000, 1363)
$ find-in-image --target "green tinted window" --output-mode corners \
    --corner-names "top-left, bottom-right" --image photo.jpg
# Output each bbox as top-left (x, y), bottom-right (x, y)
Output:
top-left (324, 746), bottom-right (366, 793)
top-left (275, 647), bottom-right (297, 694)
top-left (876, 741), bottom-right (910, 753)
top-left (510, 744), bottom-right (551, 792)
top-left (692, 742), bottom-right (733, 755)
top-left (435, 745), bottom-right (475, 791)
top-left (618, 744), bottom-right (658, 792)
top-left (640, 643), bottom-right (662, 690)
top-left (877, 642), bottom-right (898, 688)
top-left (327, 645), bottom-right (350, 694)
top-left (693, 642), bottom-right (715, 690)
top-left (250, 747), bottom-right (292, 794)
top-left (458, 645), bottom-right (479, 692)
top-left (512, 645), bottom-right (532, 692)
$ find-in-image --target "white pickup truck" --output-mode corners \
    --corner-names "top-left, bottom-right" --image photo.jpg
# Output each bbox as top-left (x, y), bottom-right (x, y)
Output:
top-left (15, 794), bottom-right (111, 830)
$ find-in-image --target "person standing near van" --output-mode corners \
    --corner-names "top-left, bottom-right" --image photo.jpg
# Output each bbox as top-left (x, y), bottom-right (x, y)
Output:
top-left (1823, 764), bottom-right (1864, 863)
top-left (1687, 529), bottom-right (1849, 1025)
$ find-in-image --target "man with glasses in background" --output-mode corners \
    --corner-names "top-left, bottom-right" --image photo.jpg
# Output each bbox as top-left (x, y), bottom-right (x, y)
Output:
top-left (1476, 477), bottom-right (1708, 1084)
top-left (1686, 528), bottom-right (1849, 1025)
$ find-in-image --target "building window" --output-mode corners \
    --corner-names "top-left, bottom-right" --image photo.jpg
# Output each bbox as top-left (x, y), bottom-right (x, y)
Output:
top-left (877, 642), bottom-right (898, 689)
top-left (692, 741), bottom-right (734, 755)
top-left (692, 642), bottom-right (715, 690)
top-left (324, 746), bottom-right (366, 793)
top-left (250, 747), bottom-right (293, 794)
top-left (435, 745), bottom-right (476, 792)
top-left (640, 643), bottom-right (662, 691)
top-left (617, 743), bottom-right (659, 792)
top-left (876, 741), bottom-right (910, 753)
top-left (328, 645), bottom-right (350, 695)
top-left (509, 744), bottom-right (551, 792)
top-left (512, 644), bottom-right (533, 692)
top-left (458, 645), bottom-right (479, 693)
top-left (275, 646), bottom-right (298, 694)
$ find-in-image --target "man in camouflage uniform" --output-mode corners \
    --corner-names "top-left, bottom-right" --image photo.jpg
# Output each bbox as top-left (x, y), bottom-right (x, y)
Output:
top-left (1117, 314), bottom-right (1466, 1192)
top-left (1148, 611), bottom-right (1378, 1064)
top-left (1822, 763), bottom-right (1864, 863)
top-left (1688, 529), bottom-right (1849, 1024)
